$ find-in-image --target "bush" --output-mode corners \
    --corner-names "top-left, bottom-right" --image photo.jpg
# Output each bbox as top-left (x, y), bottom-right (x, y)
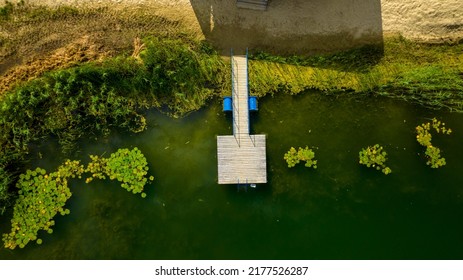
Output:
top-left (0, 37), bottom-right (225, 210)
top-left (140, 37), bottom-right (225, 113)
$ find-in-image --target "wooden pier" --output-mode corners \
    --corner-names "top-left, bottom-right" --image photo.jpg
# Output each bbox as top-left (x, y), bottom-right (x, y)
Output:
top-left (217, 53), bottom-right (267, 185)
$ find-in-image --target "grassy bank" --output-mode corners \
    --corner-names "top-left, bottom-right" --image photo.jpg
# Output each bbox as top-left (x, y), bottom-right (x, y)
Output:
top-left (248, 37), bottom-right (463, 112)
top-left (0, 36), bottom-right (226, 210)
top-left (1, 0), bottom-right (202, 93)
top-left (1, 2), bottom-right (463, 213)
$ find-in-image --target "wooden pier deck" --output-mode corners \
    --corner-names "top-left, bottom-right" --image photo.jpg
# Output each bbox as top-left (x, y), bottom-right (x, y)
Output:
top-left (232, 55), bottom-right (249, 136)
top-left (217, 53), bottom-right (267, 185)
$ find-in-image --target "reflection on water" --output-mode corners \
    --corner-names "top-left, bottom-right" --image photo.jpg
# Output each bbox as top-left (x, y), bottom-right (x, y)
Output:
top-left (1, 92), bottom-right (463, 259)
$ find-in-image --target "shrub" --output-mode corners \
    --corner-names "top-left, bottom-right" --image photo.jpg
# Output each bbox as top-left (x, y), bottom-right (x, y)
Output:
top-left (0, 37), bottom-right (224, 210)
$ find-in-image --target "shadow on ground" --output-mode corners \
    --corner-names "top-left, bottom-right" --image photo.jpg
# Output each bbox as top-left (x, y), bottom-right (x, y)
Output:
top-left (190, 0), bottom-right (383, 56)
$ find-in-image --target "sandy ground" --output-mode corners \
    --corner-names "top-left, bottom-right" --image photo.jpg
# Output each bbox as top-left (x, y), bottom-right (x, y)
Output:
top-left (382, 0), bottom-right (463, 43)
top-left (2, 1), bottom-right (462, 54)
top-left (14, 0), bottom-right (463, 44)
top-left (0, 0), bottom-right (202, 92)
top-left (1, 0), bottom-right (462, 93)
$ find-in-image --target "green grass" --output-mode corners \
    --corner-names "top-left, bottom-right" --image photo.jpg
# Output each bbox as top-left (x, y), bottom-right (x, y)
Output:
top-left (0, 1), bottom-right (84, 22)
top-left (0, 37), bottom-right (226, 208)
top-left (248, 36), bottom-right (463, 111)
top-left (0, 1), bottom-right (14, 20)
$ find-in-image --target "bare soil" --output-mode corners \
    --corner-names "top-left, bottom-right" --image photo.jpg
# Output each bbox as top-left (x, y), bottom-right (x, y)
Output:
top-left (1, 0), bottom-right (462, 94)
top-left (0, 0), bottom-right (201, 93)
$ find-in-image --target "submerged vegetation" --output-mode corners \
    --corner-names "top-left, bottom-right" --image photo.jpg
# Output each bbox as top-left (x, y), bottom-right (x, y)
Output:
top-left (284, 146), bottom-right (318, 169)
top-left (415, 118), bottom-right (452, 168)
top-left (359, 144), bottom-right (392, 175)
top-left (2, 147), bottom-right (153, 249)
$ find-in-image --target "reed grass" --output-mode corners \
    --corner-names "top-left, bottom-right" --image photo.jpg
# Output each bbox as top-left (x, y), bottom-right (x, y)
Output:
top-left (0, 37), bottom-right (225, 208)
top-left (249, 36), bottom-right (463, 111)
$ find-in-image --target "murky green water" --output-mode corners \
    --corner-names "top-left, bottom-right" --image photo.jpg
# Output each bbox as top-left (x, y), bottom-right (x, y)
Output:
top-left (1, 92), bottom-right (463, 259)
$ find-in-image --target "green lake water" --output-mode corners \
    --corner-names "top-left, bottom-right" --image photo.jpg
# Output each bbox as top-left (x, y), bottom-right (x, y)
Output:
top-left (1, 92), bottom-right (463, 259)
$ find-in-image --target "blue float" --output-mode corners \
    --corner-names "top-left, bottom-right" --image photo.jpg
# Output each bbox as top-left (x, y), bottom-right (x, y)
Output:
top-left (249, 96), bottom-right (258, 111)
top-left (223, 96), bottom-right (232, 112)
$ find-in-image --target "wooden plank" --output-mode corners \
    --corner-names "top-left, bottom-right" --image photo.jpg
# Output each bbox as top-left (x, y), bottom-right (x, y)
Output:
top-left (232, 55), bottom-right (249, 136)
top-left (217, 135), bottom-right (267, 184)
top-left (217, 54), bottom-right (267, 185)
top-left (233, 55), bottom-right (249, 135)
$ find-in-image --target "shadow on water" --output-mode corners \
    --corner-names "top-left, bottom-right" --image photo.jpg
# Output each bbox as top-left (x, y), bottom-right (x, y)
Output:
top-left (189, 0), bottom-right (384, 56)
top-left (1, 92), bottom-right (463, 260)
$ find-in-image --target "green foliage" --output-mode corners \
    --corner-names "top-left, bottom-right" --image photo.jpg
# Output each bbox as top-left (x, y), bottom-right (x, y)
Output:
top-left (0, 166), bottom-right (14, 214)
top-left (250, 44), bottom-right (383, 72)
top-left (284, 146), bottom-right (317, 169)
top-left (27, 5), bottom-right (80, 21)
top-left (0, 60), bottom-right (148, 158)
top-left (0, 1), bottom-right (14, 20)
top-left (283, 147), bottom-right (299, 168)
top-left (86, 148), bottom-right (153, 196)
top-left (248, 36), bottom-right (463, 112)
top-left (140, 37), bottom-right (226, 113)
top-left (425, 146), bottom-right (446, 168)
top-left (384, 66), bottom-right (463, 111)
top-left (2, 161), bottom-right (84, 250)
top-left (416, 118), bottom-right (452, 168)
top-left (3, 147), bottom-right (153, 249)
top-left (0, 37), bottom-right (225, 209)
top-left (359, 144), bottom-right (392, 175)
top-left (0, 0), bottom-right (26, 21)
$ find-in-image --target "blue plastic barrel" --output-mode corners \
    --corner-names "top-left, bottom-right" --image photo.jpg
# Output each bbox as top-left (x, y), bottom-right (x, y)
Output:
top-left (223, 97), bottom-right (232, 112)
top-left (249, 96), bottom-right (258, 111)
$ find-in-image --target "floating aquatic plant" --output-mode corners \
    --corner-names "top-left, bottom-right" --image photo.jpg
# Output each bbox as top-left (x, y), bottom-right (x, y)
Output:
top-left (86, 147), bottom-right (153, 197)
top-left (284, 147), bottom-right (299, 168)
top-left (284, 146), bottom-right (317, 169)
top-left (2, 160), bottom-right (84, 250)
top-left (425, 146), bottom-right (446, 169)
top-left (359, 144), bottom-right (392, 175)
top-left (416, 118), bottom-right (452, 168)
top-left (3, 147), bottom-right (154, 249)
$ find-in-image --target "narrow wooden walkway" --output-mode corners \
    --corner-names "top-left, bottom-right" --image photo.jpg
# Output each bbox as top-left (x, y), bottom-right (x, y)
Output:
top-left (232, 55), bottom-right (249, 136)
top-left (217, 53), bottom-right (267, 185)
